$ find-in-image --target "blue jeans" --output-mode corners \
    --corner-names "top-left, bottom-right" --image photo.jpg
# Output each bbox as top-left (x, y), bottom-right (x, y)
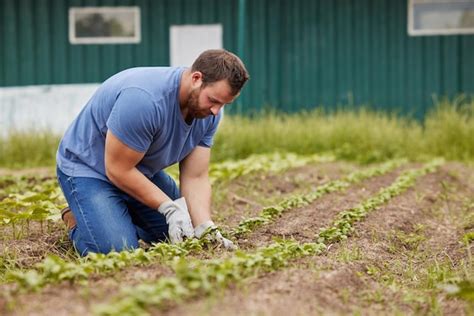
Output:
top-left (56, 167), bottom-right (180, 256)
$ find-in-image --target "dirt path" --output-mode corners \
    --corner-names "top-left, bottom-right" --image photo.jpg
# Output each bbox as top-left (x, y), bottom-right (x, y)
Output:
top-left (2, 163), bottom-right (472, 316)
top-left (164, 163), bottom-right (474, 316)
top-left (1, 263), bottom-right (173, 316)
top-left (0, 162), bottom-right (352, 315)
top-left (237, 164), bottom-right (411, 248)
top-left (213, 161), bottom-right (351, 228)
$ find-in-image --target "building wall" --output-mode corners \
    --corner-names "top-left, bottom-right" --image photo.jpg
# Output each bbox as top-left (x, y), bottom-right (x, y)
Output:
top-left (1, 0), bottom-right (473, 119)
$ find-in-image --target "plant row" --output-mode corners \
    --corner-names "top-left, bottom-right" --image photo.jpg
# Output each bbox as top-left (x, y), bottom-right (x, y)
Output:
top-left (167, 152), bottom-right (334, 183)
top-left (0, 153), bottom-right (332, 226)
top-left (93, 159), bottom-right (444, 316)
top-left (231, 158), bottom-right (407, 236)
top-left (4, 158), bottom-right (399, 291)
top-left (0, 177), bottom-right (66, 226)
top-left (316, 159), bottom-right (444, 243)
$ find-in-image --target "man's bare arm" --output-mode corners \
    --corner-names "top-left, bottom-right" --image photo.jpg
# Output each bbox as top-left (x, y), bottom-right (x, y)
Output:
top-left (104, 130), bottom-right (170, 208)
top-left (179, 146), bottom-right (212, 227)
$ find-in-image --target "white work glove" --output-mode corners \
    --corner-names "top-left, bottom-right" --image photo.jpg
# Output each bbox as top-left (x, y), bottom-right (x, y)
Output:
top-left (158, 197), bottom-right (194, 244)
top-left (194, 220), bottom-right (237, 251)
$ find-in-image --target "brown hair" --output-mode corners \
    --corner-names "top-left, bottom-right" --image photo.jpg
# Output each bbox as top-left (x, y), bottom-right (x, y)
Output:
top-left (191, 49), bottom-right (249, 95)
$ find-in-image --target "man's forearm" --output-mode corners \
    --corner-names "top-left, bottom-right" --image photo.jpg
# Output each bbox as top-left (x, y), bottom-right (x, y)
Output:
top-left (107, 167), bottom-right (170, 209)
top-left (180, 175), bottom-right (212, 227)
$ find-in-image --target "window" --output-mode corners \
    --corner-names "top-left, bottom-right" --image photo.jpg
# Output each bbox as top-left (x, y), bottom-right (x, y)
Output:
top-left (169, 24), bottom-right (223, 66)
top-left (69, 7), bottom-right (141, 44)
top-left (408, 0), bottom-right (474, 36)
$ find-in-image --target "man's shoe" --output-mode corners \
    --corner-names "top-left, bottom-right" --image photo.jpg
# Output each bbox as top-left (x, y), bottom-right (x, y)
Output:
top-left (61, 207), bottom-right (77, 230)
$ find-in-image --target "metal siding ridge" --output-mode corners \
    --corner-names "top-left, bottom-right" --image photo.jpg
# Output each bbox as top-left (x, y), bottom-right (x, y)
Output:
top-left (392, 0), bottom-right (405, 114)
top-left (266, 0), bottom-right (281, 111)
top-left (134, 0), bottom-right (151, 67)
top-left (116, 0), bottom-right (135, 73)
top-left (69, 0), bottom-right (85, 83)
top-left (150, 0), bottom-right (167, 66)
top-left (0, 0), bottom-right (3, 86)
top-left (19, 0), bottom-right (35, 85)
top-left (319, 0), bottom-right (336, 108)
top-left (51, 0), bottom-right (68, 84)
top-left (35, 0), bottom-right (52, 84)
top-left (4, 0), bottom-right (19, 85)
top-left (100, 0), bottom-right (119, 79)
top-left (424, 36), bottom-right (441, 106)
top-left (83, 0), bottom-right (100, 83)
top-left (292, 0), bottom-right (301, 112)
top-left (461, 36), bottom-right (474, 93)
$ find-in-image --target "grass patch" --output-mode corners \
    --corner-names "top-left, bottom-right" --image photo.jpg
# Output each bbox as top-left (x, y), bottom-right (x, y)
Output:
top-left (214, 99), bottom-right (474, 163)
top-left (1, 100), bottom-right (473, 168)
top-left (0, 130), bottom-right (60, 168)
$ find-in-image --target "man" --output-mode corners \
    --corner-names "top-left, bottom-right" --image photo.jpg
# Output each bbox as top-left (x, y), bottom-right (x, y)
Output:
top-left (56, 49), bottom-right (249, 256)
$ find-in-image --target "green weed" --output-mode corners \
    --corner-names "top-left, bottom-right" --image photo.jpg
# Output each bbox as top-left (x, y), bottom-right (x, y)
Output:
top-left (1, 101), bottom-right (473, 168)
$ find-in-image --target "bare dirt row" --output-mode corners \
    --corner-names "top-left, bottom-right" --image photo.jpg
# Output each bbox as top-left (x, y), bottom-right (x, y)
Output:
top-left (1, 162), bottom-right (473, 315)
top-left (166, 163), bottom-right (473, 316)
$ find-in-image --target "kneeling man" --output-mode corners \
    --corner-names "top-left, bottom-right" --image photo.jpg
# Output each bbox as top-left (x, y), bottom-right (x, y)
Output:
top-left (56, 49), bottom-right (249, 256)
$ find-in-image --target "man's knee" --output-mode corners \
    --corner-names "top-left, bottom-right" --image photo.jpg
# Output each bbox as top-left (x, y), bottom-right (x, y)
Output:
top-left (74, 230), bottom-right (140, 256)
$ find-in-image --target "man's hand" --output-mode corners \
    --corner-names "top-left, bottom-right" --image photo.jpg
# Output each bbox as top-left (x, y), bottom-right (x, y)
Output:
top-left (158, 197), bottom-right (194, 244)
top-left (194, 220), bottom-right (237, 251)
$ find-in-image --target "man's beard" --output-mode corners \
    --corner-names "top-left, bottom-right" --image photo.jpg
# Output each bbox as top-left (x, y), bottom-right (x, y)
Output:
top-left (185, 88), bottom-right (211, 119)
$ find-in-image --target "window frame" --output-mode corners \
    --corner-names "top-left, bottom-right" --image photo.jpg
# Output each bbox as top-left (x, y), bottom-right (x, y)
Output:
top-left (408, 0), bottom-right (474, 36)
top-left (69, 6), bottom-right (141, 45)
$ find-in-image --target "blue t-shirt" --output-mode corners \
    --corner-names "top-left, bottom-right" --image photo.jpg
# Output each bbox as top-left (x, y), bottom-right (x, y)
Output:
top-left (57, 67), bottom-right (222, 182)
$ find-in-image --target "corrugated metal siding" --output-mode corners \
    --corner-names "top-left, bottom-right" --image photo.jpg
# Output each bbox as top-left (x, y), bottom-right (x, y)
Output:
top-left (1, 0), bottom-right (473, 117)
top-left (238, 0), bottom-right (474, 117)
top-left (1, 0), bottom-right (237, 85)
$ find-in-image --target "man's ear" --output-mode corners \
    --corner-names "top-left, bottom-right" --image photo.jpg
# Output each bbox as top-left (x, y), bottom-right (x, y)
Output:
top-left (191, 71), bottom-right (203, 85)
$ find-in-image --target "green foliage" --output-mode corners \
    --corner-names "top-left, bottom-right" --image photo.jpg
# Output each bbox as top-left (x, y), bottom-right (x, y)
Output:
top-left (393, 230), bottom-right (426, 251)
top-left (208, 152), bottom-right (333, 184)
top-left (463, 232), bottom-right (474, 244)
top-left (2, 152), bottom-right (332, 290)
top-left (93, 240), bottom-right (326, 316)
top-left (6, 158), bottom-right (441, 298)
top-left (1, 101), bottom-right (473, 168)
top-left (166, 152), bottom-right (334, 183)
top-left (0, 177), bottom-right (65, 234)
top-left (5, 239), bottom-right (207, 292)
top-left (423, 99), bottom-right (474, 161)
top-left (93, 160), bottom-right (443, 315)
top-left (0, 153), bottom-right (329, 228)
top-left (440, 280), bottom-right (474, 302)
top-left (0, 130), bottom-right (60, 168)
top-left (213, 101), bottom-right (474, 163)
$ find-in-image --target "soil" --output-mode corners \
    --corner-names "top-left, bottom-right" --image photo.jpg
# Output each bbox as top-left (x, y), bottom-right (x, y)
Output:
top-left (165, 163), bottom-right (474, 316)
top-left (213, 161), bottom-right (352, 229)
top-left (237, 165), bottom-right (410, 249)
top-left (1, 162), bottom-right (473, 315)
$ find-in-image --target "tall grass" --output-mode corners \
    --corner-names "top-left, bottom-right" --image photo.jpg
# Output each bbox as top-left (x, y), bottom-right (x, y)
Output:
top-left (0, 100), bottom-right (472, 168)
top-left (0, 130), bottom-right (60, 168)
top-left (423, 99), bottom-right (474, 161)
top-left (213, 99), bottom-right (473, 163)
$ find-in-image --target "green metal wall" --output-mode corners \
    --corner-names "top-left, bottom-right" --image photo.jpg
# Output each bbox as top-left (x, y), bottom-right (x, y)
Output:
top-left (1, 0), bottom-right (238, 86)
top-left (1, 0), bottom-right (473, 117)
